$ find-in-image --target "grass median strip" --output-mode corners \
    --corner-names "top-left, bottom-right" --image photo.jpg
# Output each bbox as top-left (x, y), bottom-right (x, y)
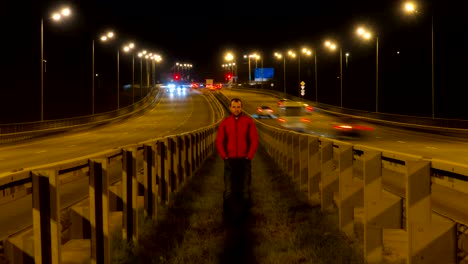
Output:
top-left (112, 147), bottom-right (363, 263)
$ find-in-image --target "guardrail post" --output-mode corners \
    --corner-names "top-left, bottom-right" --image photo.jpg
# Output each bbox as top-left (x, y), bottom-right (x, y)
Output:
top-left (280, 131), bottom-right (287, 169)
top-left (184, 134), bottom-right (192, 180)
top-left (336, 142), bottom-right (363, 239)
top-left (320, 139), bottom-right (337, 212)
top-left (286, 133), bottom-right (294, 178)
top-left (299, 133), bottom-right (308, 192)
top-left (177, 135), bottom-right (186, 186)
top-left (363, 149), bottom-right (401, 263)
top-left (169, 136), bottom-right (178, 193)
top-left (405, 160), bottom-right (456, 263)
top-left (292, 133), bottom-right (301, 183)
top-left (164, 137), bottom-right (175, 202)
top-left (202, 130), bottom-right (207, 161)
top-left (307, 136), bottom-right (320, 206)
top-left (32, 169), bottom-right (61, 264)
top-left (122, 148), bottom-right (138, 244)
top-left (156, 140), bottom-right (167, 204)
top-left (143, 143), bottom-right (157, 219)
top-left (194, 133), bottom-right (200, 170)
top-left (89, 158), bottom-right (110, 264)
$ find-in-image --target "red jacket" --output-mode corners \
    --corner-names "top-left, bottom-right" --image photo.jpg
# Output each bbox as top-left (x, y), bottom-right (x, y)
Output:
top-left (216, 113), bottom-right (259, 160)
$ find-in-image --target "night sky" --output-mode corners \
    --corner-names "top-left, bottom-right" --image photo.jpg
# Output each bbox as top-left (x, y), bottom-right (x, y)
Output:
top-left (1, 0), bottom-right (467, 123)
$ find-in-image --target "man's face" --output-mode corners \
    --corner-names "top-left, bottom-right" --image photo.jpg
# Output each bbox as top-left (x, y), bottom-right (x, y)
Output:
top-left (230, 101), bottom-right (242, 117)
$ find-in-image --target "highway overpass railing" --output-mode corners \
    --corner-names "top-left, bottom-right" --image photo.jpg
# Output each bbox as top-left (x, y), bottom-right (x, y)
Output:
top-left (0, 86), bottom-right (164, 145)
top-left (0, 90), bottom-right (225, 263)
top-left (0, 89), bottom-right (467, 263)
top-left (217, 90), bottom-right (468, 263)
top-left (233, 86), bottom-right (468, 139)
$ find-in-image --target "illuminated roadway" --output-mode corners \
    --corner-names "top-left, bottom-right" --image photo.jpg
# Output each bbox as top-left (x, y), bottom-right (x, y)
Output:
top-left (0, 88), bottom-right (218, 239)
top-left (0, 89), bottom-right (216, 174)
top-left (224, 89), bottom-right (468, 164)
top-left (0, 87), bottom-right (467, 241)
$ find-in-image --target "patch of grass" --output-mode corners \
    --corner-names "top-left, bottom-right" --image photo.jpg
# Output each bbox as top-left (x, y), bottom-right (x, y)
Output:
top-left (113, 147), bottom-right (364, 263)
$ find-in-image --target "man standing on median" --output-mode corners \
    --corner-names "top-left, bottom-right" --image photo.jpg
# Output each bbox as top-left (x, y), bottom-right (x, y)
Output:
top-left (215, 97), bottom-right (259, 224)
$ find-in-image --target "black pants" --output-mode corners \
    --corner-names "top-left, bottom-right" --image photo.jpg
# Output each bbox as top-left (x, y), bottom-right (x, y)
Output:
top-left (223, 158), bottom-right (252, 224)
top-left (223, 158), bottom-right (251, 200)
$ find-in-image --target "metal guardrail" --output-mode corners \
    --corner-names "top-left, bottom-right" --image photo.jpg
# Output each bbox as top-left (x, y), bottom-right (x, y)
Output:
top-left (0, 90), bottom-right (226, 263)
top-left (217, 90), bottom-right (468, 263)
top-left (230, 86), bottom-right (468, 140)
top-left (258, 123), bottom-right (468, 263)
top-left (1, 88), bottom-right (467, 263)
top-left (0, 86), bottom-right (163, 144)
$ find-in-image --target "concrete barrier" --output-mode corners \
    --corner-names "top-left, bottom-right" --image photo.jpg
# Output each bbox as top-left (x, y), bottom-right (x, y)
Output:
top-left (256, 120), bottom-right (466, 263)
top-left (1, 125), bottom-right (218, 263)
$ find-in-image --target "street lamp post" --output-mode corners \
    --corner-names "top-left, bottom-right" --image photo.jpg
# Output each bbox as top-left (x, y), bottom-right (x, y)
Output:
top-left (287, 50), bottom-right (296, 95)
top-left (117, 50), bottom-right (119, 109)
top-left (356, 27), bottom-right (379, 112)
top-left (41, 19), bottom-right (44, 121)
top-left (123, 43), bottom-right (135, 104)
top-left (324, 41), bottom-right (343, 107)
top-left (92, 31), bottom-right (114, 115)
top-left (40, 7), bottom-right (71, 121)
top-left (274, 52), bottom-right (286, 94)
top-left (315, 54), bottom-right (318, 103)
top-left (372, 38), bottom-right (379, 112)
top-left (248, 55), bottom-right (251, 82)
top-left (92, 39), bottom-right (94, 115)
top-left (403, 1), bottom-right (435, 118)
top-left (340, 48), bottom-right (343, 107)
top-left (299, 48), bottom-right (311, 98)
top-left (137, 50), bottom-right (147, 99)
top-left (245, 53), bottom-right (258, 83)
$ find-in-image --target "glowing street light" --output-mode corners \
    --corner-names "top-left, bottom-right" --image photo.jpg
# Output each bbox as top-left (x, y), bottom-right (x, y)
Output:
top-left (137, 50), bottom-right (147, 98)
top-left (324, 40), bottom-right (343, 107)
top-left (123, 43), bottom-right (135, 103)
top-left (356, 26), bottom-right (379, 112)
top-left (244, 53), bottom-right (259, 83)
top-left (224, 52), bottom-right (236, 83)
top-left (92, 30), bottom-right (114, 115)
top-left (274, 52), bottom-right (286, 94)
top-left (287, 48), bottom-right (311, 97)
top-left (403, 1), bottom-right (435, 119)
top-left (41, 6), bottom-right (72, 121)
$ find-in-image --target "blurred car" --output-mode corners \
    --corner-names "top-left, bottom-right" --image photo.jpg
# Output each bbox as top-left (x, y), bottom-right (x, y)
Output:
top-left (330, 117), bottom-right (374, 138)
top-left (303, 103), bottom-right (315, 114)
top-left (277, 98), bottom-right (289, 107)
top-left (256, 105), bottom-right (275, 118)
top-left (277, 101), bottom-right (310, 132)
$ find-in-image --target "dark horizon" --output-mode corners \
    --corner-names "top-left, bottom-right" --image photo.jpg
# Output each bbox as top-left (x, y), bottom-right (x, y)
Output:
top-left (1, 0), bottom-right (467, 123)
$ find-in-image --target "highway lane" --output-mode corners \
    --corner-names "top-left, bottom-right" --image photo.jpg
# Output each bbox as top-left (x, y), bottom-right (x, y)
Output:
top-left (0, 88), bottom-right (217, 174)
top-left (0, 88), bottom-right (220, 240)
top-left (224, 89), bottom-right (468, 165)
